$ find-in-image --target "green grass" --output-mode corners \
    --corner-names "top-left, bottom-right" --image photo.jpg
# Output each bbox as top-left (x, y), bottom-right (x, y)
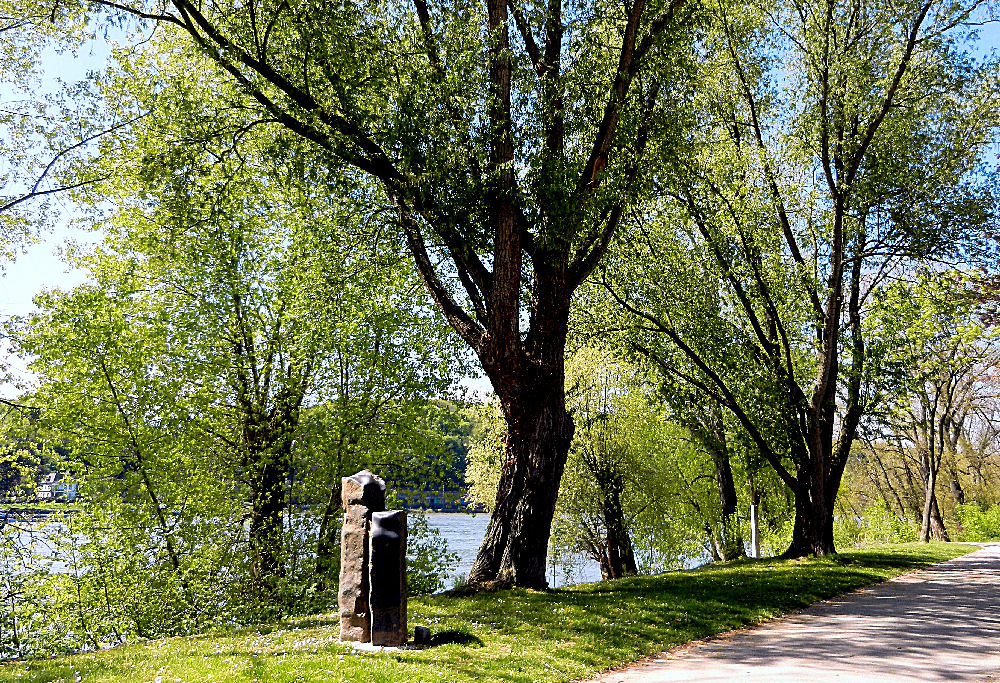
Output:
top-left (1, 542), bottom-right (973, 683)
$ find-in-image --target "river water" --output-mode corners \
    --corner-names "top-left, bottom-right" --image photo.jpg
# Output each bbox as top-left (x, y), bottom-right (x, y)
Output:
top-left (6, 510), bottom-right (604, 589)
top-left (421, 511), bottom-right (603, 589)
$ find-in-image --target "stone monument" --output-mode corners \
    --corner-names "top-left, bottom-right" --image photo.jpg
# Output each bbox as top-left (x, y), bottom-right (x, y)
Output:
top-left (369, 509), bottom-right (408, 646)
top-left (338, 470), bottom-right (385, 642)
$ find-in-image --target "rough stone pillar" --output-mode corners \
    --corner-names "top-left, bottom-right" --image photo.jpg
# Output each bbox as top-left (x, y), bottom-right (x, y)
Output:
top-left (369, 509), bottom-right (407, 646)
top-left (338, 470), bottom-right (385, 642)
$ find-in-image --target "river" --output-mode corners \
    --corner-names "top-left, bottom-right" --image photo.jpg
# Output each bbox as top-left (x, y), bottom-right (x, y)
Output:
top-left (421, 511), bottom-right (603, 589)
top-left (4, 509), bottom-right (605, 589)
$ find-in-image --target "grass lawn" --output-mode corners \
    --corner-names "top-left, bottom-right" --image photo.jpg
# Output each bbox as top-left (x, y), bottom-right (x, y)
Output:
top-left (1, 542), bottom-right (973, 683)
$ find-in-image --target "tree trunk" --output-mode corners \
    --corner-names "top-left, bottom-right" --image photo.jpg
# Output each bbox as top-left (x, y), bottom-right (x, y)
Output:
top-left (244, 406), bottom-right (298, 601)
top-left (929, 495), bottom-right (950, 542)
top-left (920, 460), bottom-right (937, 542)
top-left (468, 389), bottom-right (574, 588)
top-left (920, 466), bottom-right (950, 542)
top-left (693, 411), bottom-right (745, 560)
top-left (785, 485), bottom-right (835, 556)
top-left (708, 446), bottom-right (744, 560)
top-left (783, 446), bottom-right (840, 557)
top-left (600, 473), bottom-right (637, 579)
top-left (950, 473), bottom-right (965, 505)
top-left (467, 264), bottom-right (576, 589)
top-left (248, 446), bottom-right (289, 590)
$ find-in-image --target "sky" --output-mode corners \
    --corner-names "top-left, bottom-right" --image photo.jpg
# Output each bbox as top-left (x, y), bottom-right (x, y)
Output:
top-left (1, 14), bottom-right (998, 396)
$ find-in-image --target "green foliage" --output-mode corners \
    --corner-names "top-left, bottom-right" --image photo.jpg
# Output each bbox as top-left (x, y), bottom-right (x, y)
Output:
top-left (843, 271), bottom-right (1000, 541)
top-left (0, 442), bottom-right (42, 502)
top-left (955, 504), bottom-right (1000, 541)
top-left (405, 512), bottom-right (459, 596)
top-left (469, 348), bottom-right (768, 573)
top-left (464, 401), bottom-right (507, 513)
top-left (0, 517), bottom-right (79, 659)
top-left (0, 35), bottom-right (470, 652)
top-left (834, 502), bottom-right (919, 548)
top-left (587, 0), bottom-right (1000, 557)
top-left (0, 544), bottom-right (971, 681)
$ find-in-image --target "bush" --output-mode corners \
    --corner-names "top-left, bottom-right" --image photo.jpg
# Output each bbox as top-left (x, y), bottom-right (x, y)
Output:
top-left (955, 504), bottom-right (1000, 541)
top-left (834, 502), bottom-right (917, 547)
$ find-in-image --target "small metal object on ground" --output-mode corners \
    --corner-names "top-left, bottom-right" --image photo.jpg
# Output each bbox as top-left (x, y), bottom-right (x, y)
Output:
top-left (414, 625), bottom-right (431, 645)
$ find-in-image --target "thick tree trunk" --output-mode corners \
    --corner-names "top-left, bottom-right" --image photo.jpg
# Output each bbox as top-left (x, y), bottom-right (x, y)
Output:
top-left (467, 263), bottom-right (576, 589)
top-left (468, 387), bottom-right (574, 588)
top-left (783, 353), bottom-right (853, 558)
top-left (783, 443), bottom-right (841, 557)
top-left (784, 480), bottom-right (836, 556)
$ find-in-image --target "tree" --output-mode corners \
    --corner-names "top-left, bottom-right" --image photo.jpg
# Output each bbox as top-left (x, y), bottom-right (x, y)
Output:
top-left (12, 66), bottom-right (464, 611)
top-left (862, 272), bottom-right (1000, 541)
top-left (469, 348), bottom-right (752, 575)
top-left (562, 349), bottom-right (641, 579)
top-left (0, 3), bottom-right (121, 248)
top-left (32, 0), bottom-right (703, 588)
top-left (598, 0), bottom-right (998, 556)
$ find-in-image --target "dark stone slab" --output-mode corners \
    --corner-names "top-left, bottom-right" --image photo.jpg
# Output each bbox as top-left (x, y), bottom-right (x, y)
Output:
top-left (369, 509), bottom-right (407, 646)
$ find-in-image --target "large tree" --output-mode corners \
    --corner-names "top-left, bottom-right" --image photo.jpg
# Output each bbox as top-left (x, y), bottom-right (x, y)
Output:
top-left (37, 0), bottom-right (702, 587)
top-left (599, 0), bottom-right (998, 556)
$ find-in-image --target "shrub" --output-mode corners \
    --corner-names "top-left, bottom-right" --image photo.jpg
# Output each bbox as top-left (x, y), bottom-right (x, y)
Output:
top-left (955, 504), bottom-right (1000, 541)
top-left (834, 502), bottom-right (917, 547)
top-left (406, 511), bottom-right (459, 596)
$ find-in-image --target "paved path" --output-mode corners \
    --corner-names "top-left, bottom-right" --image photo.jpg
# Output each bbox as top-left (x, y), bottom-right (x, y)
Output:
top-left (589, 544), bottom-right (1000, 682)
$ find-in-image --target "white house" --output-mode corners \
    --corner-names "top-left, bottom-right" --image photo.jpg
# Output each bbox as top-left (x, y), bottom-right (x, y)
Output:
top-left (37, 472), bottom-right (78, 503)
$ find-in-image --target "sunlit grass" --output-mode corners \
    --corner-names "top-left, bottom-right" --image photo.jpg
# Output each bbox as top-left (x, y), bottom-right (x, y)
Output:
top-left (1, 542), bottom-right (972, 683)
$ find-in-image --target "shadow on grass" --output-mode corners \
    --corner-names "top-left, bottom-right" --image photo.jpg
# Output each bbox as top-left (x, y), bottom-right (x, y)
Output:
top-left (428, 630), bottom-right (484, 648)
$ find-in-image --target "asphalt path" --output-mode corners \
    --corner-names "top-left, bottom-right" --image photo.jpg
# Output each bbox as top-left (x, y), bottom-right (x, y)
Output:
top-left (588, 544), bottom-right (1000, 682)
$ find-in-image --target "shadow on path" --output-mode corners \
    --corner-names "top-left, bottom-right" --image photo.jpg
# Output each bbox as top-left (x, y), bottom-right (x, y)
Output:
top-left (592, 544), bottom-right (1000, 682)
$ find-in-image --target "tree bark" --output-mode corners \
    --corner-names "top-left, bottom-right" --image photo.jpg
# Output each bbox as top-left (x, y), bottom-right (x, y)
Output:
top-left (597, 469), bottom-right (638, 578)
top-left (784, 481), bottom-right (836, 556)
top-left (243, 396), bottom-right (301, 601)
top-left (920, 467), bottom-right (950, 542)
top-left (783, 436), bottom-right (845, 557)
top-left (465, 256), bottom-right (583, 589)
top-left (468, 379), bottom-right (575, 588)
top-left (247, 441), bottom-right (291, 590)
top-left (929, 494), bottom-right (950, 541)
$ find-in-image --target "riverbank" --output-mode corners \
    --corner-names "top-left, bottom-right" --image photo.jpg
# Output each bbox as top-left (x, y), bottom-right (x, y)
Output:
top-left (0, 543), bottom-right (973, 683)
